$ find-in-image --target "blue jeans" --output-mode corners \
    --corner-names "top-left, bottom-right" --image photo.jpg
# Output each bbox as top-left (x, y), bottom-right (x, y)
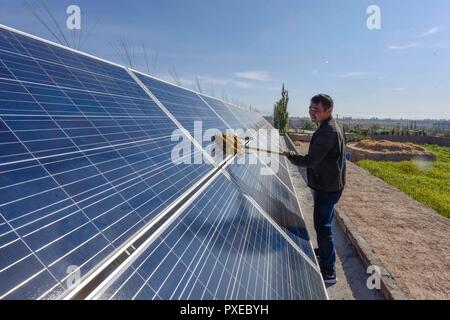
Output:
top-left (311, 189), bottom-right (342, 275)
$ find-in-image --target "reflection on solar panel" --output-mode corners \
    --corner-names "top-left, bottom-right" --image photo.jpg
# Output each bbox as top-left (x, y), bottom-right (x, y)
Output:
top-left (225, 149), bottom-right (313, 259)
top-left (0, 24), bottom-right (327, 300)
top-left (199, 95), bottom-right (246, 130)
top-left (0, 26), bottom-right (213, 299)
top-left (94, 174), bottom-right (325, 300)
top-left (247, 130), bottom-right (295, 192)
top-left (134, 72), bottom-right (231, 148)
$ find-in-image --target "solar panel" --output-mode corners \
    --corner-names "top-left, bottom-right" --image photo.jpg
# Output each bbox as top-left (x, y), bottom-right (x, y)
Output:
top-left (223, 101), bottom-right (268, 130)
top-left (247, 130), bottom-right (295, 192)
top-left (198, 94), bottom-right (247, 130)
top-left (93, 174), bottom-right (325, 300)
top-left (0, 24), bottom-right (326, 300)
top-left (0, 26), bottom-right (213, 299)
top-left (225, 150), bottom-right (313, 259)
top-left (133, 72), bottom-right (232, 148)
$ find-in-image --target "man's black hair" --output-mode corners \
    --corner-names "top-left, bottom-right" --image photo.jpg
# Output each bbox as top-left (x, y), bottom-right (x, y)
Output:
top-left (311, 94), bottom-right (334, 110)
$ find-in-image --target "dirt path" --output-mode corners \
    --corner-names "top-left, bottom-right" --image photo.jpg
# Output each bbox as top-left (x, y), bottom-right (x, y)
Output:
top-left (338, 161), bottom-right (450, 299)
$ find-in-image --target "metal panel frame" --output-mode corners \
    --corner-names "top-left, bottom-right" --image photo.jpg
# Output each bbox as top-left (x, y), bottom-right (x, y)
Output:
top-left (0, 24), bottom-right (328, 300)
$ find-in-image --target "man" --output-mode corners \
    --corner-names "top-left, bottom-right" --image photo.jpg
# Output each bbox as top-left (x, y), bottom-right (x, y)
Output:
top-left (286, 94), bottom-right (346, 284)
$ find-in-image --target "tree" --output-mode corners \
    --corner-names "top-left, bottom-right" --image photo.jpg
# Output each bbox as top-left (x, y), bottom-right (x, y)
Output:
top-left (273, 84), bottom-right (289, 133)
top-left (368, 124), bottom-right (380, 136)
top-left (354, 124), bottom-right (363, 135)
top-left (273, 105), bottom-right (278, 129)
top-left (301, 119), bottom-right (316, 131)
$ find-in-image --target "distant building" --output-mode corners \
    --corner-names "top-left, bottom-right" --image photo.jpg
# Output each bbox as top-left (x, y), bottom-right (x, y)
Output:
top-left (263, 116), bottom-right (310, 129)
top-left (433, 121), bottom-right (450, 131)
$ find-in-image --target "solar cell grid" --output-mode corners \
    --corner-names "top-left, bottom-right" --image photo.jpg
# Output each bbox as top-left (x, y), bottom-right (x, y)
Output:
top-left (134, 72), bottom-right (231, 149)
top-left (95, 174), bottom-right (325, 300)
top-left (223, 102), bottom-right (268, 130)
top-left (0, 24), bottom-right (326, 300)
top-left (199, 94), bottom-right (247, 130)
top-left (0, 26), bottom-right (214, 299)
top-left (247, 131), bottom-right (294, 191)
top-left (225, 150), bottom-right (313, 259)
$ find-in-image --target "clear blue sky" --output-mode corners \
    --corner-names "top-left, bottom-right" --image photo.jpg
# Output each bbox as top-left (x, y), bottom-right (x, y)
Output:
top-left (1, 0), bottom-right (449, 119)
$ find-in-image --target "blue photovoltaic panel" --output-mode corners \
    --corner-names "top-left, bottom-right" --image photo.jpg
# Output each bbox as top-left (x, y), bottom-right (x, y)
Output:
top-left (0, 26), bottom-right (213, 299)
top-left (134, 73), bottom-right (231, 149)
top-left (275, 134), bottom-right (299, 186)
top-left (95, 174), bottom-right (325, 300)
top-left (247, 131), bottom-right (294, 192)
top-left (222, 102), bottom-right (255, 129)
top-left (0, 25), bottom-right (326, 300)
top-left (225, 150), bottom-right (313, 259)
top-left (223, 101), bottom-right (268, 130)
top-left (199, 94), bottom-right (247, 130)
top-left (0, 33), bottom-right (144, 99)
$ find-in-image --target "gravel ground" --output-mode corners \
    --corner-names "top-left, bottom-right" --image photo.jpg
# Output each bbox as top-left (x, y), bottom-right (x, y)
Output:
top-left (338, 161), bottom-right (450, 299)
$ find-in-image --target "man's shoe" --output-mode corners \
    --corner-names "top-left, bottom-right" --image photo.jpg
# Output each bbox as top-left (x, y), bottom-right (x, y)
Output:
top-left (322, 272), bottom-right (337, 285)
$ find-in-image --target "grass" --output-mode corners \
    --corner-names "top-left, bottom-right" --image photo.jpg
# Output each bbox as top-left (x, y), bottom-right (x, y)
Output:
top-left (357, 144), bottom-right (450, 219)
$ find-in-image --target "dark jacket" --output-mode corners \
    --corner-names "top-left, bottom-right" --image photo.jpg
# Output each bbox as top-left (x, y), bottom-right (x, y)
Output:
top-left (288, 116), bottom-right (346, 192)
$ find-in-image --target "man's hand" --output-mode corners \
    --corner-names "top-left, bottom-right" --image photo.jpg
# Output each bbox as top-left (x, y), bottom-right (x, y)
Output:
top-left (284, 150), bottom-right (297, 157)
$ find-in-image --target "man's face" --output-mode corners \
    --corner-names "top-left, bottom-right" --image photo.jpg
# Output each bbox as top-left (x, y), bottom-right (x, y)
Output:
top-left (309, 103), bottom-right (332, 124)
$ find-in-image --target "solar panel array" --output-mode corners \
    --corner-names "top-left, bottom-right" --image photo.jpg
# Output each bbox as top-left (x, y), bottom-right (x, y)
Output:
top-left (0, 25), bottom-right (327, 300)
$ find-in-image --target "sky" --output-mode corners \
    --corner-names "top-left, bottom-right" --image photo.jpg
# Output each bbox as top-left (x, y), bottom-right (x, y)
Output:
top-left (0, 0), bottom-right (449, 119)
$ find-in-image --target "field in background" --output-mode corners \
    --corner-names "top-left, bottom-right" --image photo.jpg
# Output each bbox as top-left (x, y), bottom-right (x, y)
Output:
top-left (357, 145), bottom-right (450, 219)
